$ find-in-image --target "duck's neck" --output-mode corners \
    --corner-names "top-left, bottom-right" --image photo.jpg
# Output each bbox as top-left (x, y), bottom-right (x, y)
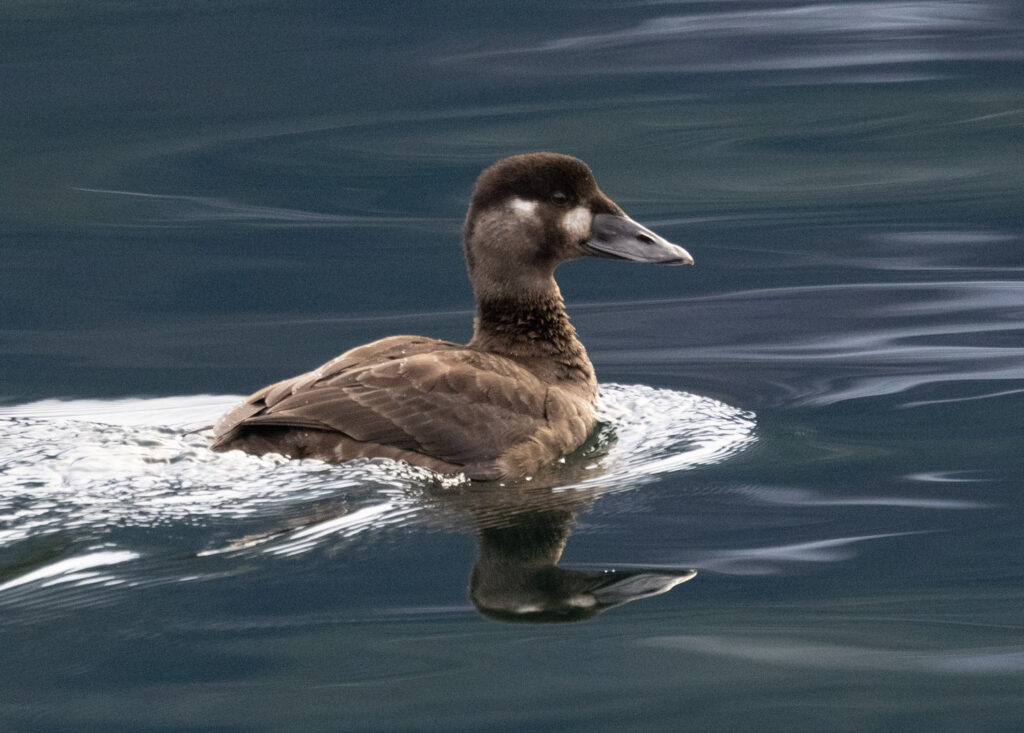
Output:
top-left (468, 277), bottom-right (596, 390)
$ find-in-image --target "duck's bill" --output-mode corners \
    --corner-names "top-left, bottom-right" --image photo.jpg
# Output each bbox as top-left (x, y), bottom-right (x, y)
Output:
top-left (583, 213), bottom-right (694, 265)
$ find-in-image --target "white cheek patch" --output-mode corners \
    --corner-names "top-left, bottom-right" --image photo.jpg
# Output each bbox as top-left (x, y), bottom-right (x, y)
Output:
top-left (509, 197), bottom-right (539, 221)
top-left (561, 205), bottom-right (591, 241)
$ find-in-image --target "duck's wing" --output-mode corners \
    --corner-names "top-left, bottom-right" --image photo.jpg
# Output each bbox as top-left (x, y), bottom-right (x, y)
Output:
top-left (212, 339), bottom-right (548, 467)
top-left (212, 335), bottom-right (446, 440)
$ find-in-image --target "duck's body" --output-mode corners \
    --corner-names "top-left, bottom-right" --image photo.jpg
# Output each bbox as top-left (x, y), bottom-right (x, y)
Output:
top-left (211, 153), bottom-right (692, 480)
top-left (211, 332), bottom-right (594, 480)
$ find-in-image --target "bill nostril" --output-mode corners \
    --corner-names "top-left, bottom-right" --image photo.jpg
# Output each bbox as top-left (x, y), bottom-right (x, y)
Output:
top-left (636, 232), bottom-right (655, 245)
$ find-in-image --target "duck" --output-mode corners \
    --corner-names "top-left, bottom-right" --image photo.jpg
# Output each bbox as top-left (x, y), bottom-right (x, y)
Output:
top-left (210, 153), bottom-right (692, 480)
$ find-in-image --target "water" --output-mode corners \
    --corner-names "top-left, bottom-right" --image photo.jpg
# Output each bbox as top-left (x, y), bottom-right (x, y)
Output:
top-left (2, 1), bottom-right (1023, 730)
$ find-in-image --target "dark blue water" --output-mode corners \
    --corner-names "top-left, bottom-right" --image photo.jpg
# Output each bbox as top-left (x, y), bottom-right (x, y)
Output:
top-left (2, 1), bottom-right (1023, 731)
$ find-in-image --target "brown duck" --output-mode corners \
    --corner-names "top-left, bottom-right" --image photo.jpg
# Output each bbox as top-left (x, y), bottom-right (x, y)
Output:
top-left (211, 153), bottom-right (693, 479)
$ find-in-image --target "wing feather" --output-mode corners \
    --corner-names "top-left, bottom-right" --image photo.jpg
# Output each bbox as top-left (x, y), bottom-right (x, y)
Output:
top-left (212, 337), bottom-right (549, 467)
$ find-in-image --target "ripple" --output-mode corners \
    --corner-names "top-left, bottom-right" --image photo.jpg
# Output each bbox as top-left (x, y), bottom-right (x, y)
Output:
top-left (680, 532), bottom-right (930, 576)
top-left (71, 187), bottom-right (446, 230)
top-left (589, 279), bottom-right (1024, 407)
top-left (452, 0), bottom-right (1024, 82)
top-left (734, 484), bottom-right (988, 509)
top-left (643, 634), bottom-right (1024, 674)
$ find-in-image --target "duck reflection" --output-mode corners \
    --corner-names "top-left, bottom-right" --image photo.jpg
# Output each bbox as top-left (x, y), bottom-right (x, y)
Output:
top-left (468, 504), bottom-right (695, 623)
top-left (411, 453), bottom-right (696, 623)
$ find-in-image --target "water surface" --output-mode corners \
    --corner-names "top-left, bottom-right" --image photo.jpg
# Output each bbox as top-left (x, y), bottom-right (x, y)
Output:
top-left (2, 1), bottom-right (1023, 731)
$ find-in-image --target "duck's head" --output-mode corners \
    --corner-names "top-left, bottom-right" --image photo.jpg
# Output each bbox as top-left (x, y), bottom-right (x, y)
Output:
top-left (463, 153), bottom-right (693, 298)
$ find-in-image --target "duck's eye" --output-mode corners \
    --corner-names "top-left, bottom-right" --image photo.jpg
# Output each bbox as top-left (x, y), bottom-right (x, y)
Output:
top-left (551, 191), bottom-right (569, 206)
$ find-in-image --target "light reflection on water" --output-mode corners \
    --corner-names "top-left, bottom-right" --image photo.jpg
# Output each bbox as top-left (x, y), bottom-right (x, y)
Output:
top-left (454, 0), bottom-right (1024, 81)
top-left (644, 633), bottom-right (1024, 674)
top-left (585, 278), bottom-right (1024, 407)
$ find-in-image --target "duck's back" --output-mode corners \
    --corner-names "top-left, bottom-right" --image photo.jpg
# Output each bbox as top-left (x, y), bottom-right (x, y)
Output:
top-left (211, 335), bottom-right (595, 480)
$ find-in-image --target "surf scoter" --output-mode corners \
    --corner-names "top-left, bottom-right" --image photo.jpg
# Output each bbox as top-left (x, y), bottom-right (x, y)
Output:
top-left (211, 153), bottom-right (692, 479)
